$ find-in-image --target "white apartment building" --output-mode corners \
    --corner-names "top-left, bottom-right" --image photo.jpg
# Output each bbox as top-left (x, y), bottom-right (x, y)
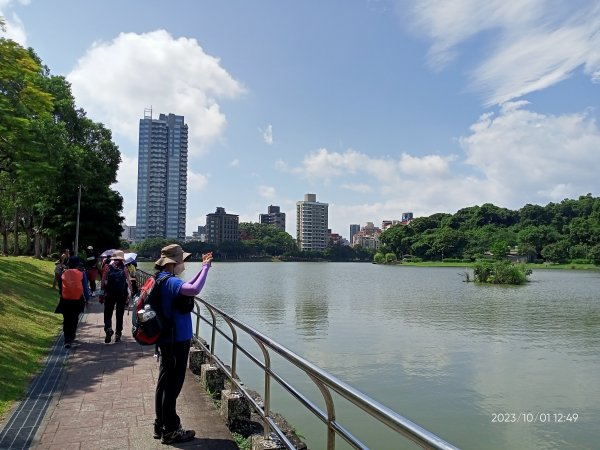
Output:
top-left (296, 193), bottom-right (329, 251)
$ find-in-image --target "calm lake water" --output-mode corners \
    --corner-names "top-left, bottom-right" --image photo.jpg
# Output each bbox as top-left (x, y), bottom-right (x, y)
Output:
top-left (139, 261), bottom-right (600, 450)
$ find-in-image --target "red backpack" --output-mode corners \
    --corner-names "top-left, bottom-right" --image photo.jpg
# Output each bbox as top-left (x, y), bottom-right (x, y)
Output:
top-left (61, 269), bottom-right (84, 300)
top-left (131, 274), bottom-right (171, 345)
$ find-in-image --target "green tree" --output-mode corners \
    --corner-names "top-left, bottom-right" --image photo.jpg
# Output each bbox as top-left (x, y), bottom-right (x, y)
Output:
top-left (541, 240), bottom-right (570, 263)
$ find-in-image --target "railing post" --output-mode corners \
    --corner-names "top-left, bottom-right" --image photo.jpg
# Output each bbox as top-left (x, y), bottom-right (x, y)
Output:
top-left (252, 338), bottom-right (272, 439)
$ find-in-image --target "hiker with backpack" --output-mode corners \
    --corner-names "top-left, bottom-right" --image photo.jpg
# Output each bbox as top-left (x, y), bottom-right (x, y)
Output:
top-left (152, 244), bottom-right (212, 445)
top-left (99, 249), bottom-right (132, 343)
top-left (55, 256), bottom-right (90, 348)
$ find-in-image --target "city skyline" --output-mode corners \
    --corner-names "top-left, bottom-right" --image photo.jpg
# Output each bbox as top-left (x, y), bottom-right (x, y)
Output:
top-left (3, 1), bottom-right (599, 239)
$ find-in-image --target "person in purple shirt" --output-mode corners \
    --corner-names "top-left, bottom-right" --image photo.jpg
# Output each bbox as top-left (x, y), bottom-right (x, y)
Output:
top-left (153, 244), bottom-right (213, 444)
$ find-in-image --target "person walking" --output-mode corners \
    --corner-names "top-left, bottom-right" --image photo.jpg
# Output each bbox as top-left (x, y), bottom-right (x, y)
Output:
top-left (51, 260), bottom-right (62, 289)
top-left (153, 244), bottom-right (212, 444)
top-left (55, 256), bottom-right (90, 348)
top-left (99, 250), bottom-right (132, 343)
top-left (84, 245), bottom-right (99, 295)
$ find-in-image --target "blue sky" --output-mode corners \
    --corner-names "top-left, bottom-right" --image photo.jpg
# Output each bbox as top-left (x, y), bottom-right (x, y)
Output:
top-left (2, 0), bottom-right (600, 239)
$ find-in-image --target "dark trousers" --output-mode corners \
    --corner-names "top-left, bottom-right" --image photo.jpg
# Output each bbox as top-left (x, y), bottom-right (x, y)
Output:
top-left (63, 310), bottom-right (80, 343)
top-left (87, 268), bottom-right (98, 293)
top-left (103, 295), bottom-right (126, 335)
top-left (155, 340), bottom-right (191, 433)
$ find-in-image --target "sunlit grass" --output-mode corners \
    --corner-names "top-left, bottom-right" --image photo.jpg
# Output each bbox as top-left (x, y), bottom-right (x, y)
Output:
top-left (0, 257), bottom-right (62, 420)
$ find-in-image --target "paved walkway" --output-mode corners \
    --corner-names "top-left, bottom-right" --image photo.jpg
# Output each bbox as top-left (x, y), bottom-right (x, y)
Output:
top-left (31, 299), bottom-right (238, 450)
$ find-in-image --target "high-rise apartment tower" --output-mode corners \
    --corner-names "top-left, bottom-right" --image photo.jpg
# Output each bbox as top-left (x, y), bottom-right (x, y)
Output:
top-left (136, 110), bottom-right (188, 241)
top-left (296, 194), bottom-right (329, 251)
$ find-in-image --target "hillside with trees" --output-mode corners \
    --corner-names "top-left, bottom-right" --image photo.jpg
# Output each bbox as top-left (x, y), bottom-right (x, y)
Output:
top-left (379, 195), bottom-right (600, 264)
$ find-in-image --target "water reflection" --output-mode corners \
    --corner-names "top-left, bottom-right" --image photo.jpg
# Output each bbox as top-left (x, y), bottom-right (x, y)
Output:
top-left (138, 261), bottom-right (600, 450)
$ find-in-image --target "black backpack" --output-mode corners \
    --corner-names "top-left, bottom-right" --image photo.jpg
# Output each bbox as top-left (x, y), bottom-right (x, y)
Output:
top-left (105, 264), bottom-right (128, 298)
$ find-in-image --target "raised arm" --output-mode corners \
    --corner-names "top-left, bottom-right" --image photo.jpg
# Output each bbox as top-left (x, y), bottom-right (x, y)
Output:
top-left (179, 252), bottom-right (212, 296)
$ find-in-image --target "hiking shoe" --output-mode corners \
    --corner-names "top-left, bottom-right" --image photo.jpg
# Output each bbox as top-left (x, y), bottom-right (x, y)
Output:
top-left (104, 329), bottom-right (114, 343)
top-left (114, 334), bottom-right (121, 343)
top-left (63, 342), bottom-right (71, 349)
top-left (161, 426), bottom-right (195, 444)
top-left (153, 421), bottom-right (162, 439)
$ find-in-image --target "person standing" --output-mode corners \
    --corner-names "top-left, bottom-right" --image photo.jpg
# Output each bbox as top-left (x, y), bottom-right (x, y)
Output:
top-left (55, 256), bottom-right (90, 348)
top-left (84, 245), bottom-right (99, 295)
top-left (153, 244), bottom-right (212, 444)
top-left (99, 250), bottom-right (132, 343)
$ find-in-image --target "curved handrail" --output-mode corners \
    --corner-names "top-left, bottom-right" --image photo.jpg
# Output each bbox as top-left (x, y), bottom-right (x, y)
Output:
top-left (136, 269), bottom-right (459, 450)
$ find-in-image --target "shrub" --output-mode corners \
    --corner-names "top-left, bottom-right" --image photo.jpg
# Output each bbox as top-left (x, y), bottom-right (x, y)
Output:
top-left (373, 253), bottom-right (385, 264)
top-left (473, 260), bottom-right (530, 285)
top-left (385, 253), bottom-right (397, 263)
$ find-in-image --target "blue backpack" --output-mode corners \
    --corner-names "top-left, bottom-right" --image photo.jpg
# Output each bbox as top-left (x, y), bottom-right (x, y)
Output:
top-left (105, 265), bottom-right (128, 298)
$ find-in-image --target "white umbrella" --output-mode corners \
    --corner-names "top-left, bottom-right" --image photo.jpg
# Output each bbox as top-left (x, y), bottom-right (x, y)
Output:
top-left (100, 249), bottom-right (116, 257)
top-left (124, 252), bottom-right (137, 264)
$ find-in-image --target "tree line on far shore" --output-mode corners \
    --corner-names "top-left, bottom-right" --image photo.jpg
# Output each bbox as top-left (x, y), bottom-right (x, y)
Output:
top-left (378, 194), bottom-right (600, 264)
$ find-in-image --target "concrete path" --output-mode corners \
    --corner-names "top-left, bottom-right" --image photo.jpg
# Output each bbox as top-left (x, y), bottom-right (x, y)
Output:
top-left (32, 300), bottom-right (238, 450)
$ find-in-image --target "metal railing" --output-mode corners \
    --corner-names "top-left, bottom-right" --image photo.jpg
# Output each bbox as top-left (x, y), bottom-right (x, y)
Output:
top-left (136, 269), bottom-right (459, 450)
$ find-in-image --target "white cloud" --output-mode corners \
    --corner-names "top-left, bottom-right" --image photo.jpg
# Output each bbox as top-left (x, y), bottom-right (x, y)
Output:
top-left (402, 0), bottom-right (600, 105)
top-left (287, 102), bottom-right (600, 235)
top-left (258, 185), bottom-right (276, 198)
top-left (113, 153), bottom-right (138, 226)
top-left (262, 124), bottom-right (273, 145)
top-left (341, 183), bottom-right (373, 193)
top-left (0, 1), bottom-right (27, 45)
top-left (67, 29), bottom-right (245, 156)
top-left (292, 148), bottom-right (453, 183)
top-left (229, 158), bottom-right (240, 167)
top-left (188, 170), bottom-right (209, 192)
top-left (274, 159), bottom-right (288, 171)
top-left (460, 101), bottom-right (600, 204)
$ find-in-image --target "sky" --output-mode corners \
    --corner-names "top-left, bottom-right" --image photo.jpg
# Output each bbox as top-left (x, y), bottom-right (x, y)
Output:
top-left (2, 0), bottom-right (600, 239)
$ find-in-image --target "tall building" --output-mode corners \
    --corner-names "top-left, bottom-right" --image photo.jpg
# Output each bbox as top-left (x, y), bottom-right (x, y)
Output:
top-left (349, 224), bottom-right (360, 244)
top-left (136, 110), bottom-right (188, 241)
top-left (206, 207), bottom-right (239, 244)
top-left (352, 222), bottom-right (382, 249)
top-left (259, 205), bottom-right (286, 231)
top-left (296, 194), bottom-right (328, 251)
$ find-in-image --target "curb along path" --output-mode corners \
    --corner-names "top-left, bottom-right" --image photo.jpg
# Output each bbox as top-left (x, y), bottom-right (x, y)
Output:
top-left (32, 300), bottom-right (237, 450)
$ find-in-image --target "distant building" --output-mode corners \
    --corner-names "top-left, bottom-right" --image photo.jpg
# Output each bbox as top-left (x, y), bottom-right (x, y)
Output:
top-left (121, 225), bottom-right (136, 243)
top-left (191, 225), bottom-right (206, 242)
top-left (135, 110), bottom-right (188, 241)
top-left (296, 194), bottom-right (328, 251)
top-left (382, 220), bottom-right (401, 230)
top-left (328, 231), bottom-right (343, 246)
top-left (401, 212), bottom-right (414, 224)
top-left (259, 205), bottom-right (286, 231)
top-left (206, 207), bottom-right (239, 244)
top-left (349, 224), bottom-right (360, 244)
top-left (352, 222), bottom-right (382, 250)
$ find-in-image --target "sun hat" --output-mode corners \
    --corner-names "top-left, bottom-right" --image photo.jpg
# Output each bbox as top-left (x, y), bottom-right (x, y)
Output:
top-left (154, 244), bottom-right (191, 268)
top-left (111, 250), bottom-right (125, 261)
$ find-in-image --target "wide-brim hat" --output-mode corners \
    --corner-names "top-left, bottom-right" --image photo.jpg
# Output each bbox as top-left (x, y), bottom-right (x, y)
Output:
top-left (155, 244), bottom-right (191, 268)
top-left (111, 250), bottom-right (125, 261)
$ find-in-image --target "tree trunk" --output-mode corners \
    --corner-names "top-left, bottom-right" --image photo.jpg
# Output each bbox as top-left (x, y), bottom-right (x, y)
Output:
top-left (13, 195), bottom-right (19, 256)
top-left (2, 228), bottom-right (8, 255)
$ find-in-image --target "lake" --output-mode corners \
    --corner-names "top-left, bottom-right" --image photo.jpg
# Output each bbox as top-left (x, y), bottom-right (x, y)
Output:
top-left (139, 261), bottom-right (600, 450)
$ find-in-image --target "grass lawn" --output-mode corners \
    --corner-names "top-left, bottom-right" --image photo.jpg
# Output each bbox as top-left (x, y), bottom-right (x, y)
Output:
top-left (0, 256), bottom-right (62, 421)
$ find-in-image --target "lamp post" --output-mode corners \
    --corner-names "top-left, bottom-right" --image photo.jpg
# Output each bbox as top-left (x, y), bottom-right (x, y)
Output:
top-left (74, 185), bottom-right (81, 255)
